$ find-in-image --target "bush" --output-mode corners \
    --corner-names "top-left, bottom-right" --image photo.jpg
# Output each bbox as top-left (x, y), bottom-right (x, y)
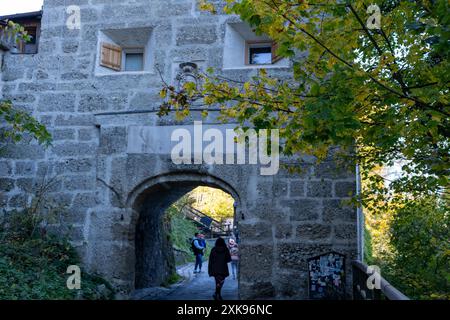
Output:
top-left (166, 198), bottom-right (213, 266)
top-left (387, 197), bottom-right (450, 299)
top-left (365, 195), bottom-right (450, 300)
top-left (166, 204), bottom-right (198, 265)
top-left (0, 199), bottom-right (115, 300)
top-left (0, 236), bottom-right (114, 300)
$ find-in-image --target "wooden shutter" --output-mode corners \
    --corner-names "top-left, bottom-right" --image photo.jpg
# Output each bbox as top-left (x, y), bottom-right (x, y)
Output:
top-left (271, 41), bottom-right (283, 64)
top-left (100, 42), bottom-right (122, 71)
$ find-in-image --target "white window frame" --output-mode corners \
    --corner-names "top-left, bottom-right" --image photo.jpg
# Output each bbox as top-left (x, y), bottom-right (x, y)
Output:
top-left (222, 23), bottom-right (289, 70)
top-left (95, 27), bottom-right (155, 76)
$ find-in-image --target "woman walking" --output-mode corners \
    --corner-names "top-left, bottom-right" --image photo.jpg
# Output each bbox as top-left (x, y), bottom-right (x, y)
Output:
top-left (208, 237), bottom-right (232, 300)
top-left (227, 238), bottom-right (239, 280)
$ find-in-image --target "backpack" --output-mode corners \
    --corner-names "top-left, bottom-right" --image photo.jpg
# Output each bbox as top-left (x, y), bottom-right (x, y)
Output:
top-left (229, 246), bottom-right (239, 261)
top-left (191, 239), bottom-right (203, 255)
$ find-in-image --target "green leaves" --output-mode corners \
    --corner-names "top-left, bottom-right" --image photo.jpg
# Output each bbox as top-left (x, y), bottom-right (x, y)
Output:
top-left (1, 20), bottom-right (32, 45)
top-left (0, 100), bottom-right (52, 147)
top-left (159, 0), bottom-right (449, 204)
top-left (0, 22), bottom-right (51, 146)
top-left (0, 237), bottom-right (114, 300)
top-left (0, 206), bottom-right (115, 300)
top-left (386, 196), bottom-right (449, 299)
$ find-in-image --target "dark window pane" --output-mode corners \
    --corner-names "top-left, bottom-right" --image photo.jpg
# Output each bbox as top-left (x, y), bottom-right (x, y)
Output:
top-left (249, 46), bottom-right (271, 65)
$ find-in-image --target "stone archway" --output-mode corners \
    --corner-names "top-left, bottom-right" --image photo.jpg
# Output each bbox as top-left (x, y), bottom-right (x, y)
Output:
top-left (126, 172), bottom-right (241, 291)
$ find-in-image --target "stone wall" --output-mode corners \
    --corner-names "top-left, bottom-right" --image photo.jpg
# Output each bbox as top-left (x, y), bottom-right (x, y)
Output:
top-left (0, 0), bottom-right (359, 299)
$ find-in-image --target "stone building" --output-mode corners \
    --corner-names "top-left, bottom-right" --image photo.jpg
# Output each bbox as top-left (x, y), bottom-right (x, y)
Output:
top-left (0, 0), bottom-right (362, 299)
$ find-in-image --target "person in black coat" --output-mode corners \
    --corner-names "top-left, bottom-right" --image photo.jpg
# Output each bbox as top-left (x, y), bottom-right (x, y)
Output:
top-left (208, 237), bottom-right (232, 300)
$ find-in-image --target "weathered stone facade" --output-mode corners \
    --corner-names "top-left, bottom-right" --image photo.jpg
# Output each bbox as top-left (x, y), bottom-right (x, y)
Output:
top-left (0, 0), bottom-right (359, 299)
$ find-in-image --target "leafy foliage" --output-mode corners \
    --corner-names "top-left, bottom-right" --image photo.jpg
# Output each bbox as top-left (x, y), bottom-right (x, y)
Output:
top-left (0, 180), bottom-right (114, 300)
top-left (160, 0), bottom-right (449, 205)
top-left (0, 21), bottom-right (51, 146)
top-left (365, 195), bottom-right (449, 299)
top-left (165, 193), bottom-right (217, 265)
top-left (159, 1), bottom-right (450, 299)
top-left (0, 236), bottom-right (114, 300)
top-left (0, 20), bottom-right (33, 44)
top-left (166, 200), bottom-right (199, 262)
top-left (0, 100), bottom-right (51, 146)
top-left (189, 186), bottom-right (234, 223)
top-left (389, 196), bottom-right (449, 299)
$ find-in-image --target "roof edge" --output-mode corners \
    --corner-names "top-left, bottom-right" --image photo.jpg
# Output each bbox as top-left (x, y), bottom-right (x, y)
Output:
top-left (0, 10), bottom-right (43, 21)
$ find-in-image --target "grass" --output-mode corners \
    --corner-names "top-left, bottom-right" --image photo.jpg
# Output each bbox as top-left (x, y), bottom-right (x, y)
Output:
top-left (0, 236), bottom-right (115, 300)
top-left (162, 272), bottom-right (183, 287)
top-left (0, 208), bottom-right (115, 300)
top-left (167, 205), bottom-right (198, 264)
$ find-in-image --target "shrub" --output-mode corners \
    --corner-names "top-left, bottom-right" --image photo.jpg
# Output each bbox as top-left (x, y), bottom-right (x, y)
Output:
top-left (0, 180), bottom-right (115, 300)
top-left (0, 235), bottom-right (114, 300)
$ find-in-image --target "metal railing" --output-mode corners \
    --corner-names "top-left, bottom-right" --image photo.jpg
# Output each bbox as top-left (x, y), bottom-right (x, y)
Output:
top-left (352, 260), bottom-right (409, 300)
top-left (182, 206), bottom-right (232, 237)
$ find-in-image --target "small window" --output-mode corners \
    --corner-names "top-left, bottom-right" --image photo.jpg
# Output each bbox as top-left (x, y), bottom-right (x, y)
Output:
top-left (97, 27), bottom-right (153, 75)
top-left (100, 44), bottom-right (145, 72)
top-left (246, 41), bottom-right (282, 65)
top-left (15, 25), bottom-right (39, 54)
top-left (224, 23), bottom-right (288, 69)
top-left (124, 51), bottom-right (144, 71)
top-left (248, 43), bottom-right (272, 65)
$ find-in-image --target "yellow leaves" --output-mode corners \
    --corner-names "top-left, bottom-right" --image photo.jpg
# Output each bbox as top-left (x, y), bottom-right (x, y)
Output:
top-left (354, 87), bottom-right (371, 104)
top-left (189, 186), bottom-right (235, 222)
top-left (224, 107), bottom-right (238, 118)
top-left (297, 1), bottom-right (309, 11)
top-left (198, 0), bottom-right (217, 14)
top-left (175, 108), bottom-right (190, 121)
top-left (183, 81), bottom-right (197, 93)
top-left (265, 77), bottom-right (277, 87)
top-left (203, 95), bottom-right (214, 105)
top-left (381, 52), bottom-right (396, 67)
top-left (327, 56), bottom-right (336, 69)
top-left (160, 88), bottom-right (167, 99)
top-left (314, 145), bottom-right (328, 161)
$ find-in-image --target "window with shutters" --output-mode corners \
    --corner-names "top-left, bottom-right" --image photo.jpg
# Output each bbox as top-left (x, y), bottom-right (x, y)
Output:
top-left (223, 23), bottom-right (289, 69)
top-left (100, 42), bottom-right (122, 71)
top-left (96, 27), bottom-right (153, 75)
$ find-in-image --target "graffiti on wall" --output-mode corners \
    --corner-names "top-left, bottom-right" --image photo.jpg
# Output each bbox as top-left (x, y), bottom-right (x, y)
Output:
top-left (308, 251), bottom-right (346, 299)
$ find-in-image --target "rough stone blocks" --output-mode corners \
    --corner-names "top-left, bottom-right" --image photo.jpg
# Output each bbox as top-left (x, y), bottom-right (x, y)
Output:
top-left (0, 0), bottom-right (359, 300)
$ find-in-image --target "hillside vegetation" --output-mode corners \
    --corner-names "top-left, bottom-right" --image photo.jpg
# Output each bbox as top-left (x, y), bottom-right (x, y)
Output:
top-left (0, 209), bottom-right (114, 300)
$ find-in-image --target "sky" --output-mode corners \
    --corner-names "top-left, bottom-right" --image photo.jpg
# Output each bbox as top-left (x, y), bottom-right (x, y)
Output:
top-left (0, 0), bottom-right (44, 16)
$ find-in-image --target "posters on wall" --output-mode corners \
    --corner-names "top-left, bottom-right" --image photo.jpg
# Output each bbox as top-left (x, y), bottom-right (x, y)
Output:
top-left (308, 251), bottom-right (346, 299)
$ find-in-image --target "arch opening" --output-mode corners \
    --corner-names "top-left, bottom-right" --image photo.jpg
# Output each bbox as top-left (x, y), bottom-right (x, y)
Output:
top-left (130, 173), bottom-right (241, 299)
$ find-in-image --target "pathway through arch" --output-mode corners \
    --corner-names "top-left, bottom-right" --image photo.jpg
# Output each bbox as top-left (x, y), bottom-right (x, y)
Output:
top-left (137, 262), bottom-right (239, 300)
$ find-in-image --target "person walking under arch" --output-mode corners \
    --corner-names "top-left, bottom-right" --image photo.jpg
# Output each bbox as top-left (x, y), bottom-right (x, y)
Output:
top-left (227, 238), bottom-right (239, 280)
top-left (192, 233), bottom-right (205, 273)
top-left (208, 237), bottom-right (231, 300)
